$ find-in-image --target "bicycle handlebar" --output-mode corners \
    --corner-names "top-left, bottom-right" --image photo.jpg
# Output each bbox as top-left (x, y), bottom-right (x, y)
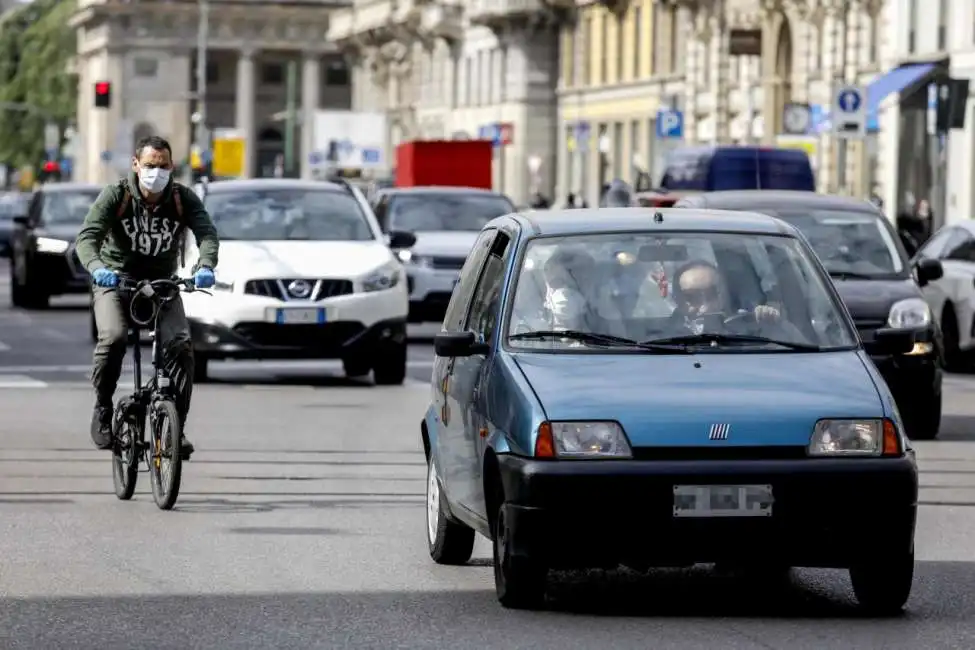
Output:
top-left (116, 276), bottom-right (211, 326)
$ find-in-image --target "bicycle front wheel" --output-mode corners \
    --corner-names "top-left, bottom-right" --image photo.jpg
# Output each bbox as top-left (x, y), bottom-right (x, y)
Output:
top-left (148, 399), bottom-right (182, 510)
top-left (111, 410), bottom-right (139, 500)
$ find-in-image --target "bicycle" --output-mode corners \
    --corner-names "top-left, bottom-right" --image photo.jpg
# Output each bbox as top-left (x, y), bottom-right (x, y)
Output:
top-left (110, 276), bottom-right (211, 510)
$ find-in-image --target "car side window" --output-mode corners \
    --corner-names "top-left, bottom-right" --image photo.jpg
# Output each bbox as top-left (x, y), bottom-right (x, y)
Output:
top-left (943, 230), bottom-right (975, 262)
top-left (441, 229), bottom-right (496, 332)
top-left (464, 233), bottom-right (512, 343)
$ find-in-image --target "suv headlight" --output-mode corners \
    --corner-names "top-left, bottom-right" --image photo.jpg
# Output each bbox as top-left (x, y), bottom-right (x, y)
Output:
top-left (396, 249), bottom-right (432, 268)
top-left (535, 421), bottom-right (632, 459)
top-left (362, 261), bottom-right (403, 292)
top-left (808, 419), bottom-right (901, 456)
top-left (36, 237), bottom-right (69, 254)
top-left (887, 298), bottom-right (930, 329)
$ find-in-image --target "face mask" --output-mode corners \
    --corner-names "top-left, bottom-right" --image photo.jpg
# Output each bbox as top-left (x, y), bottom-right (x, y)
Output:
top-left (138, 167), bottom-right (171, 193)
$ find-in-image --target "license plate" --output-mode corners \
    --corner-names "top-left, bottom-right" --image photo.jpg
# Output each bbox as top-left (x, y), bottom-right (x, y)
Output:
top-left (268, 308), bottom-right (326, 325)
top-left (672, 484), bottom-right (773, 518)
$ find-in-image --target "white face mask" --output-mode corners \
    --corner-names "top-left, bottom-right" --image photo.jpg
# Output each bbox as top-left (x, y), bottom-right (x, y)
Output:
top-left (138, 167), bottom-right (171, 193)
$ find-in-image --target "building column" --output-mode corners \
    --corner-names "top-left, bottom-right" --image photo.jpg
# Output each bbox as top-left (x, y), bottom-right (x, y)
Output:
top-left (235, 47), bottom-right (256, 178)
top-left (300, 51), bottom-right (321, 180)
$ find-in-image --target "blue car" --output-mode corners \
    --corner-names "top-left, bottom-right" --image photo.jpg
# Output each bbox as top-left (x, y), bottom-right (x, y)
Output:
top-left (423, 207), bottom-right (919, 613)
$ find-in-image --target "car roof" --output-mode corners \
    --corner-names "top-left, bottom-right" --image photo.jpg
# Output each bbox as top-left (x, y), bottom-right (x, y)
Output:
top-left (683, 190), bottom-right (880, 213)
top-left (379, 186), bottom-right (506, 196)
top-left (205, 178), bottom-right (348, 193)
top-left (507, 207), bottom-right (797, 237)
top-left (39, 182), bottom-right (103, 193)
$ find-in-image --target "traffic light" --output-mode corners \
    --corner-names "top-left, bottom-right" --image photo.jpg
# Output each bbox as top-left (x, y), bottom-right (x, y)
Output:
top-left (39, 160), bottom-right (61, 183)
top-left (94, 81), bottom-right (111, 108)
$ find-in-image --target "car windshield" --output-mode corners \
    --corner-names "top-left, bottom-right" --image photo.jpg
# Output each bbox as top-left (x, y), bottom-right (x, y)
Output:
top-left (205, 189), bottom-right (373, 241)
top-left (772, 209), bottom-right (904, 276)
top-left (507, 231), bottom-right (858, 352)
top-left (42, 190), bottom-right (100, 224)
top-left (388, 193), bottom-right (514, 232)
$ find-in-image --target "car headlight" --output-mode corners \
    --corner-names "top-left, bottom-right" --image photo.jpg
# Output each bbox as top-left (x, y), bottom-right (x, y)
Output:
top-left (36, 237), bottom-right (69, 254)
top-left (808, 419), bottom-right (901, 457)
top-left (362, 261), bottom-right (403, 292)
top-left (887, 298), bottom-right (930, 329)
top-left (396, 249), bottom-right (432, 268)
top-left (534, 420), bottom-right (632, 459)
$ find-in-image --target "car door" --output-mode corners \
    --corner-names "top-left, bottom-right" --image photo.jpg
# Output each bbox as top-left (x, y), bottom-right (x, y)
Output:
top-left (453, 230), bottom-right (512, 512)
top-left (433, 228), bottom-right (496, 504)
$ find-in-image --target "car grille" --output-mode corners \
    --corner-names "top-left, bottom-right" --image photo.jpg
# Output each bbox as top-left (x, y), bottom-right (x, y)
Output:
top-left (430, 256), bottom-right (466, 271)
top-left (853, 317), bottom-right (886, 343)
top-left (242, 278), bottom-right (354, 301)
top-left (232, 321), bottom-right (364, 351)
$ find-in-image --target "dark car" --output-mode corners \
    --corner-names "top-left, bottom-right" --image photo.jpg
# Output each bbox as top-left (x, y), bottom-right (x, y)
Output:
top-left (10, 183), bottom-right (102, 309)
top-left (0, 192), bottom-right (30, 257)
top-left (675, 190), bottom-right (944, 439)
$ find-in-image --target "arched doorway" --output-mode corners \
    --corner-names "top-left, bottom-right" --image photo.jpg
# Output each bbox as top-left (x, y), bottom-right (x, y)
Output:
top-left (771, 19), bottom-right (793, 136)
top-left (256, 125), bottom-right (285, 177)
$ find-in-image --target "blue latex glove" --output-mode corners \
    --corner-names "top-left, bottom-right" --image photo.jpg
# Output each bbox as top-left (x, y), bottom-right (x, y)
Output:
top-left (92, 267), bottom-right (118, 288)
top-left (194, 267), bottom-right (215, 289)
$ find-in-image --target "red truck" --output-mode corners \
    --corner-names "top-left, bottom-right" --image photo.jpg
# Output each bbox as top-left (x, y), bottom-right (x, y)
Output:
top-left (394, 140), bottom-right (493, 189)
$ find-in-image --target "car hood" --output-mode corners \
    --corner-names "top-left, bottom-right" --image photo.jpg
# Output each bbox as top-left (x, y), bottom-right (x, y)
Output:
top-left (38, 223), bottom-right (83, 241)
top-left (512, 351), bottom-right (882, 447)
top-left (832, 277), bottom-right (920, 321)
top-left (214, 240), bottom-right (395, 280)
top-left (409, 231), bottom-right (480, 257)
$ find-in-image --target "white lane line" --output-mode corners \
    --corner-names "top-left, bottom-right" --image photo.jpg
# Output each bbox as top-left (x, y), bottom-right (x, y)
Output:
top-left (0, 374), bottom-right (47, 388)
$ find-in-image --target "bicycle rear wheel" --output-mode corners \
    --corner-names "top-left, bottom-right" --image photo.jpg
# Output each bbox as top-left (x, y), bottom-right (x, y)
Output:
top-left (111, 407), bottom-right (139, 500)
top-left (148, 399), bottom-right (182, 510)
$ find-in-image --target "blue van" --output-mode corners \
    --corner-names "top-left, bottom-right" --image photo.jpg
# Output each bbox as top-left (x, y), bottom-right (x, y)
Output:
top-left (660, 146), bottom-right (816, 192)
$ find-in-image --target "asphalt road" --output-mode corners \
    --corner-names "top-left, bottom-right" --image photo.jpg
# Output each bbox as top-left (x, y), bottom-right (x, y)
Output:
top-left (3, 274), bottom-right (975, 649)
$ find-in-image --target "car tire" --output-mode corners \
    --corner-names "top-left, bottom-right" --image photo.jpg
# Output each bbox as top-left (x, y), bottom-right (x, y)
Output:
top-left (903, 392), bottom-right (941, 440)
top-left (849, 549), bottom-right (914, 615)
top-left (342, 357), bottom-right (371, 379)
top-left (426, 456), bottom-right (475, 565)
top-left (493, 501), bottom-right (547, 609)
top-left (373, 342), bottom-right (407, 386)
top-left (193, 355), bottom-right (210, 383)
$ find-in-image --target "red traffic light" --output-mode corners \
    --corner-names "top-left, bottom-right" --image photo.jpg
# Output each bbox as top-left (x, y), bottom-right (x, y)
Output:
top-left (95, 82), bottom-right (110, 95)
top-left (43, 161), bottom-right (59, 173)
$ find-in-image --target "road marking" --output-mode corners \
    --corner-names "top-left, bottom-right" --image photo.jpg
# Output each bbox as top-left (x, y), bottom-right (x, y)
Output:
top-left (0, 374), bottom-right (47, 388)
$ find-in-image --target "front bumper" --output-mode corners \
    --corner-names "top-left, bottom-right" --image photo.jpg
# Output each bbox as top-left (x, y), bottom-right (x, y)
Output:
top-left (497, 452), bottom-right (918, 570)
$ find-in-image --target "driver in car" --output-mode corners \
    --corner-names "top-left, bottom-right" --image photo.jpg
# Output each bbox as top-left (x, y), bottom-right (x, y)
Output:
top-left (671, 260), bottom-right (783, 334)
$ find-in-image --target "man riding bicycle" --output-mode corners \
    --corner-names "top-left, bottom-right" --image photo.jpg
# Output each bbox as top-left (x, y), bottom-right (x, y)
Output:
top-left (75, 135), bottom-right (220, 456)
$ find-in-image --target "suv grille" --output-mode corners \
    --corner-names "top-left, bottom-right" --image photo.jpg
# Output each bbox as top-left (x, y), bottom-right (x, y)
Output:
top-left (430, 256), bottom-right (466, 271)
top-left (243, 278), bottom-right (354, 301)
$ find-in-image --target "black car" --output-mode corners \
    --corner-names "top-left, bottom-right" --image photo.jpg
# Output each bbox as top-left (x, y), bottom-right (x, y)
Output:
top-left (675, 190), bottom-right (944, 440)
top-left (10, 183), bottom-right (102, 309)
top-left (0, 192), bottom-right (30, 257)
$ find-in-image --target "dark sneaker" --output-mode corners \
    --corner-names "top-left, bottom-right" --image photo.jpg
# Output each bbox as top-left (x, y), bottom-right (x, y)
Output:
top-left (180, 434), bottom-right (195, 460)
top-left (90, 405), bottom-right (113, 450)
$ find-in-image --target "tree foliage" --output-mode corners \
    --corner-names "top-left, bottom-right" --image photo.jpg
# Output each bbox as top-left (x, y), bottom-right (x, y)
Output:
top-left (0, 0), bottom-right (76, 169)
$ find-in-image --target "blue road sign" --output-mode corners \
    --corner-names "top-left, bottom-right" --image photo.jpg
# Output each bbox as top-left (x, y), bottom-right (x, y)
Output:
top-left (656, 110), bottom-right (684, 139)
top-left (60, 158), bottom-right (72, 174)
top-left (100, 150), bottom-right (112, 162)
top-left (837, 88), bottom-right (862, 113)
top-left (362, 148), bottom-right (380, 164)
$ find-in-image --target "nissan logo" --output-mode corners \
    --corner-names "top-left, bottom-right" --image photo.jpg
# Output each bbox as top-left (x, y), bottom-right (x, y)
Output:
top-left (287, 279), bottom-right (312, 299)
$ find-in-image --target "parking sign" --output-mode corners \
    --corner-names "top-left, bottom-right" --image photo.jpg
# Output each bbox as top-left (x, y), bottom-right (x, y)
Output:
top-left (656, 110), bottom-right (683, 139)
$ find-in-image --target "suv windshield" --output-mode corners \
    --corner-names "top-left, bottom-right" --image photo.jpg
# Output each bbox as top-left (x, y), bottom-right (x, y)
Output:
top-left (507, 231), bottom-right (857, 351)
top-left (42, 190), bottom-right (101, 224)
top-left (389, 193), bottom-right (514, 232)
top-left (205, 189), bottom-right (373, 241)
top-left (772, 209), bottom-right (904, 277)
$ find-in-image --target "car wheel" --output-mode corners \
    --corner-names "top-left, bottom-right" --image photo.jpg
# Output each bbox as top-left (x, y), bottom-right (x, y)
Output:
top-left (903, 392), bottom-right (941, 440)
top-left (373, 342), bottom-right (407, 386)
top-left (850, 549), bottom-right (914, 615)
top-left (193, 355), bottom-right (210, 383)
top-left (426, 455), bottom-right (474, 565)
top-left (342, 357), bottom-right (371, 379)
top-left (493, 500), bottom-right (547, 609)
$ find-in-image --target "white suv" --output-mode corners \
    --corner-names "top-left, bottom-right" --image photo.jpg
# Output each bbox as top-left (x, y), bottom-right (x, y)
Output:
top-left (179, 178), bottom-right (415, 384)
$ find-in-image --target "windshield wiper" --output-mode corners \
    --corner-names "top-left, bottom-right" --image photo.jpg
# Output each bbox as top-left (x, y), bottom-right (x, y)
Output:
top-left (510, 329), bottom-right (690, 353)
top-left (828, 270), bottom-right (877, 280)
top-left (643, 333), bottom-right (822, 351)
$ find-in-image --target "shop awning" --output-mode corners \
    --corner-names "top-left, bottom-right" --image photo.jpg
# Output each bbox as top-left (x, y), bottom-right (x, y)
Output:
top-left (867, 63), bottom-right (937, 114)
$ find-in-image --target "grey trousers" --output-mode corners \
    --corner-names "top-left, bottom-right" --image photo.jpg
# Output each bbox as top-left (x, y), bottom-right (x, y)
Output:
top-left (91, 287), bottom-right (194, 423)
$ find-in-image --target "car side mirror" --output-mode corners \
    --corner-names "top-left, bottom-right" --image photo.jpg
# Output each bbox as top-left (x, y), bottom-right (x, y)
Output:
top-left (434, 331), bottom-right (489, 357)
top-left (12, 215), bottom-right (28, 226)
top-left (872, 328), bottom-right (916, 355)
top-left (387, 230), bottom-right (416, 249)
top-left (914, 258), bottom-right (943, 286)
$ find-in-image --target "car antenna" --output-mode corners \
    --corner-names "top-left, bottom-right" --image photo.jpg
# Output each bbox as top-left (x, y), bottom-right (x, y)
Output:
top-left (653, 211), bottom-right (664, 223)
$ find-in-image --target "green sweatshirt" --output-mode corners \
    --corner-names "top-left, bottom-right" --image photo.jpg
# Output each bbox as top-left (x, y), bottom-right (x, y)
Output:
top-left (75, 173), bottom-right (219, 280)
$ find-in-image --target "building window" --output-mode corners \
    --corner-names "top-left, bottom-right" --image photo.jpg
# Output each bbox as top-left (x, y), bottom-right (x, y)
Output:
top-left (617, 12), bottom-right (626, 82)
top-left (651, 3), bottom-right (661, 74)
top-left (669, 7), bottom-right (680, 73)
top-left (325, 59), bottom-right (349, 86)
top-left (908, 0), bottom-right (917, 53)
top-left (937, 0), bottom-right (947, 50)
top-left (868, 17), bottom-right (878, 62)
top-left (633, 6), bottom-right (642, 78)
top-left (584, 16), bottom-right (593, 85)
top-left (206, 61), bottom-right (219, 84)
top-left (600, 13), bottom-right (609, 83)
top-left (134, 58), bottom-right (157, 78)
top-left (564, 26), bottom-right (575, 86)
top-left (262, 63), bottom-right (284, 85)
